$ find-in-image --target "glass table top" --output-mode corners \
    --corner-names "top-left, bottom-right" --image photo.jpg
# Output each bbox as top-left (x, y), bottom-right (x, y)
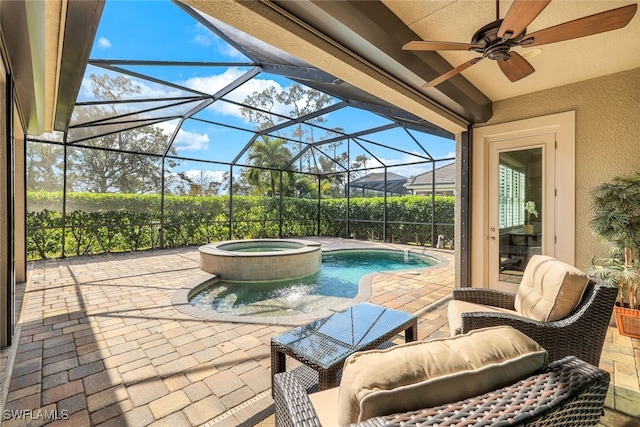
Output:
top-left (272, 303), bottom-right (415, 369)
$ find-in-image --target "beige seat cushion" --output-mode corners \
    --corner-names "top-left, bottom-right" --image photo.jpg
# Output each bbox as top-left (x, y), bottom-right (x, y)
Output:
top-left (336, 326), bottom-right (547, 425)
top-left (515, 255), bottom-right (589, 321)
top-left (309, 387), bottom-right (341, 427)
top-left (447, 299), bottom-right (519, 335)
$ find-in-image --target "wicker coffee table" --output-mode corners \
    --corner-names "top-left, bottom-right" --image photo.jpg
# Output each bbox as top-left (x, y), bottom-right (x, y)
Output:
top-left (271, 303), bottom-right (417, 391)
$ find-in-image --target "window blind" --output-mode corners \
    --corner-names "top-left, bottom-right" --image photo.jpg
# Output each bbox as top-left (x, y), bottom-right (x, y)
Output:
top-left (499, 163), bottom-right (525, 228)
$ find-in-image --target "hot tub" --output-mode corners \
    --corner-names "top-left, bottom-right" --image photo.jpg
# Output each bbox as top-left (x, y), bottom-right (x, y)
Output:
top-left (198, 239), bottom-right (322, 281)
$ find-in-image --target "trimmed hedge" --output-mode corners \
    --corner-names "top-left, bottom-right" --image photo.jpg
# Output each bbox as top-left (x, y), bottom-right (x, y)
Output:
top-left (26, 192), bottom-right (454, 260)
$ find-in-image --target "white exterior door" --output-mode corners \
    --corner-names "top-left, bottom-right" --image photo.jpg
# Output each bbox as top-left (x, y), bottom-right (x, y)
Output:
top-left (487, 134), bottom-right (555, 290)
top-left (472, 111), bottom-right (576, 292)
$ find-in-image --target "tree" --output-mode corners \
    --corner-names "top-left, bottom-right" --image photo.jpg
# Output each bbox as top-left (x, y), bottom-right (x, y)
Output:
top-left (67, 74), bottom-right (179, 194)
top-left (291, 174), bottom-right (317, 198)
top-left (221, 170), bottom-right (252, 196)
top-left (306, 149), bottom-right (351, 197)
top-left (246, 136), bottom-right (296, 197)
top-left (175, 170), bottom-right (221, 196)
top-left (350, 154), bottom-right (370, 177)
top-left (240, 83), bottom-right (335, 174)
top-left (26, 141), bottom-right (64, 191)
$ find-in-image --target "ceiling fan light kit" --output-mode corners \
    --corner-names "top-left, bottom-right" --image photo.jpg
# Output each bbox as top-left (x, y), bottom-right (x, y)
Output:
top-left (402, 0), bottom-right (638, 87)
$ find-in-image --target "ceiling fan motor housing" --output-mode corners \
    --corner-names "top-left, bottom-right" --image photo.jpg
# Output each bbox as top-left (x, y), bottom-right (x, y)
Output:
top-left (471, 19), bottom-right (526, 61)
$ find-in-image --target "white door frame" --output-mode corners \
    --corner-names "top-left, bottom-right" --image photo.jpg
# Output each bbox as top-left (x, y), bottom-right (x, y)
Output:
top-left (471, 111), bottom-right (576, 290)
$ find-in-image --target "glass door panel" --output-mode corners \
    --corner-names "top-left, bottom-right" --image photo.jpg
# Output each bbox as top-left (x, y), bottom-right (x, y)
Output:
top-left (497, 147), bottom-right (543, 284)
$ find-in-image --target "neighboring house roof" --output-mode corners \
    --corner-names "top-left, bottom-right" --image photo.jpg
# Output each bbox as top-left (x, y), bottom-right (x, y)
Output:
top-left (405, 162), bottom-right (456, 189)
top-left (349, 172), bottom-right (407, 194)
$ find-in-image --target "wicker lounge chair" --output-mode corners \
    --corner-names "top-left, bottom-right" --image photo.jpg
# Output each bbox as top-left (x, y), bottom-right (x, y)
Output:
top-left (449, 278), bottom-right (617, 367)
top-left (274, 355), bottom-right (610, 427)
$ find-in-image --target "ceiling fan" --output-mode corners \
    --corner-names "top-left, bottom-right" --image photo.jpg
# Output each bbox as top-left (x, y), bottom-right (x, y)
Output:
top-left (402, 0), bottom-right (638, 87)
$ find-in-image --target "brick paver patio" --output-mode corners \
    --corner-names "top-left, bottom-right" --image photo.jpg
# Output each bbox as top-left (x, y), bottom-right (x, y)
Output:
top-left (0, 239), bottom-right (454, 426)
top-left (0, 238), bottom-right (637, 426)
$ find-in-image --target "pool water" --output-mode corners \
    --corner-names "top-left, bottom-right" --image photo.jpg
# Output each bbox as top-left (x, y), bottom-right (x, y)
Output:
top-left (232, 247), bottom-right (290, 252)
top-left (189, 249), bottom-right (436, 316)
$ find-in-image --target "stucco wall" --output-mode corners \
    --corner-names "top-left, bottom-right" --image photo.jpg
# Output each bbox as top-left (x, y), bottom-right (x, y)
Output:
top-left (477, 67), bottom-right (640, 270)
top-left (14, 111), bottom-right (25, 283)
top-left (0, 72), bottom-right (7, 346)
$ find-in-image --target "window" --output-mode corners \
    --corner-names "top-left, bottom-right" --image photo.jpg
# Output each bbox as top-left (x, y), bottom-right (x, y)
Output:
top-left (498, 163), bottom-right (525, 228)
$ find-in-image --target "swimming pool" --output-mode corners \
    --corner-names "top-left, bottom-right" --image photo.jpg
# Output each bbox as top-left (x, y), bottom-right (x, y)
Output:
top-left (188, 249), bottom-right (436, 317)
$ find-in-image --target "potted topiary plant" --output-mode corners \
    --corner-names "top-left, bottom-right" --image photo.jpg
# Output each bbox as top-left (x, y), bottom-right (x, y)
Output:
top-left (587, 172), bottom-right (640, 339)
top-left (524, 200), bottom-right (538, 235)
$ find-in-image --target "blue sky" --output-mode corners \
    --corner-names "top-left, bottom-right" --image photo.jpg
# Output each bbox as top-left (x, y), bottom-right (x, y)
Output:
top-left (82, 0), bottom-right (455, 181)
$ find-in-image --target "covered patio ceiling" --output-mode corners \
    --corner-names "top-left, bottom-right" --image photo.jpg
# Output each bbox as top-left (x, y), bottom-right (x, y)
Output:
top-left (276, 0), bottom-right (640, 103)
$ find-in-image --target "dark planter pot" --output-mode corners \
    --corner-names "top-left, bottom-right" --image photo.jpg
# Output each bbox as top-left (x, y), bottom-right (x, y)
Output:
top-left (614, 304), bottom-right (640, 339)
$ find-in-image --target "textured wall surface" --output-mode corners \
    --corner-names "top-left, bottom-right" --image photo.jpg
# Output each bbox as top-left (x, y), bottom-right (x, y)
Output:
top-left (14, 111), bottom-right (25, 283)
top-left (478, 67), bottom-right (640, 270)
top-left (0, 76), bottom-right (7, 346)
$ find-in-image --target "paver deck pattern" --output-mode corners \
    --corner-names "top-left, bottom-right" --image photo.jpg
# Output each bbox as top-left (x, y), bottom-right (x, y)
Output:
top-left (0, 237), bottom-right (637, 426)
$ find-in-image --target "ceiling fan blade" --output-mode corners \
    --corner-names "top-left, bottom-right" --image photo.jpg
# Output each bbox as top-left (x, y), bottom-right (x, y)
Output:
top-left (423, 57), bottom-right (483, 87)
top-left (498, 0), bottom-right (551, 40)
top-left (403, 40), bottom-right (482, 51)
top-left (522, 3), bottom-right (638, 47)
top-left (497, 51), bottom-right (535, 82)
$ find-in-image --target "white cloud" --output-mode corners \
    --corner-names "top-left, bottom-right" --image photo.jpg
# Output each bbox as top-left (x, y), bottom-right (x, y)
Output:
top-left (173, 129), bottom-right (210, 152)
top-left (78, 68), bottom-right (308, 134)
top-left (182, 69), bottom-right (287, 119)
top-left (181, 169), bottom-right (225, 182)
top-left (79, 72), bottom-right (190, 103)
top-left (193, 23), bottom-right (214, 47)
top-left (155, 122), bottom-right (210, 152)
top-left (97, 37), bottom-right (112, 49)
top-left (194, 33), bottom-right (213, 47)
top-left (136, 82), bottom-right (187, 99)
top-left (218, 43), bottom-right (246, 60)
top-left (394, 164), bottom-right (432, 178)
top-left (192, 23), bottom-right (245, 59)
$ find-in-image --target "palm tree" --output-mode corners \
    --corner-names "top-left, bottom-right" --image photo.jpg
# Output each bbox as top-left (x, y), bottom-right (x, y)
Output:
top-left (246, 136), bottom-right (295, 197)
top-left (309, 153), bottom-right (347, 197)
